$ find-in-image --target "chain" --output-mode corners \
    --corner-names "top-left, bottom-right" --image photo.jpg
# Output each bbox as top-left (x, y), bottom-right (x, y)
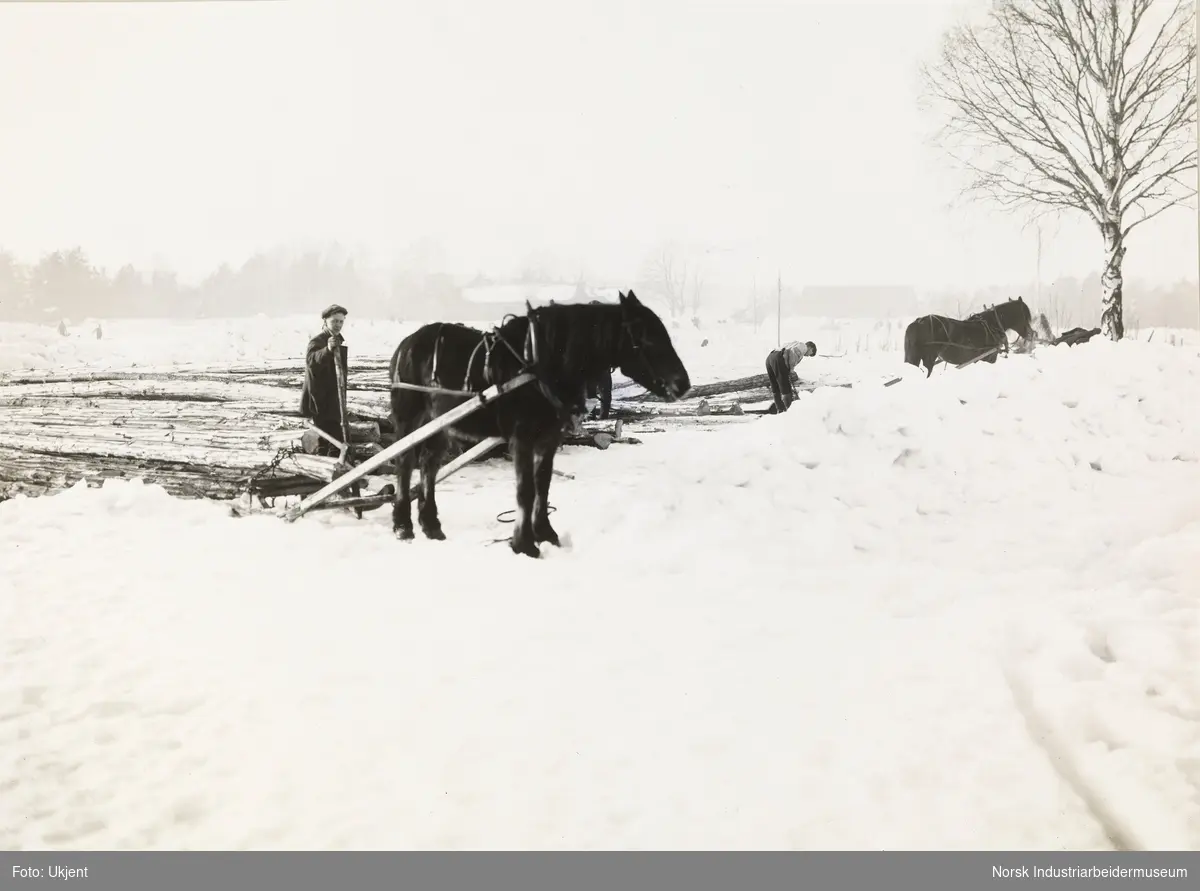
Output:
top-left (240, 442), bottom-right (304, 507)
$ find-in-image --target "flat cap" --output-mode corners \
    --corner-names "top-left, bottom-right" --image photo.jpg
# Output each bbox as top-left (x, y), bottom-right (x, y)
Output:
top-left (320, 304), bottom-right (349, 319)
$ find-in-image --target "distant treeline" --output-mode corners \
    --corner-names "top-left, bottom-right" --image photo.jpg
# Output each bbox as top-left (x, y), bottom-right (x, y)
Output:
top-left (921, 274), bottom-right (1199, 332)
top-left (0, 244), bottom-right (464, 324)
top-left (1, 243), bottom-right (1196, 331)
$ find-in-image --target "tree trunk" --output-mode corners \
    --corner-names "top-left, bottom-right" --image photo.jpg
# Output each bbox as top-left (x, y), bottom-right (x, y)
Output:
top-left (1099, 221), bottom-right (1126, 341)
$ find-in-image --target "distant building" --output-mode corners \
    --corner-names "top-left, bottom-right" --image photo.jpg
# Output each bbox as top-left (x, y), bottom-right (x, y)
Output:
top-left (459, 281), bottom-right (622, 319)
top-left (795, 285), bottom-right (919, 319)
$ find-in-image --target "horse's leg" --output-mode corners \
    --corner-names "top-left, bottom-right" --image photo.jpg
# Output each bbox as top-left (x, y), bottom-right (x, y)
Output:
top-left (387, 397), bottom-right (417, 540)
top-left (600, 372), bottom-right (612, 420)
top-left (392, 446), bottom-right (416, 541)
top-left (509, 428), bottom-right (540, 559)
top-left (417, 433), bottom-right (448, 540)
top-left (532, 431), bottom-right (562, 546)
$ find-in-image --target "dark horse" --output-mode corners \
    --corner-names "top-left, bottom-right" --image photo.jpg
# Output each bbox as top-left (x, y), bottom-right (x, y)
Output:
top-left (388, 290), bottom-right (691, 558)
top-left (903, 296), bottom-right (1034, 377)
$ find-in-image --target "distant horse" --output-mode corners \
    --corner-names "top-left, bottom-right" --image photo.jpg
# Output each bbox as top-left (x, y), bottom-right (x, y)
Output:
top-left (903, 297), bottom-right (1032, 377)
top-left (966, 296), bottom-right (1034, 344)
top-left (584, 369), bottom-right (613, 419)
top-left (388, 291), bottom-right (691, 558)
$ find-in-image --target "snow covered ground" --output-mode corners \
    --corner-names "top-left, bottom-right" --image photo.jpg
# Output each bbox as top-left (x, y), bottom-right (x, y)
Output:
top-left (1, 314), bottom-right (1199, 850)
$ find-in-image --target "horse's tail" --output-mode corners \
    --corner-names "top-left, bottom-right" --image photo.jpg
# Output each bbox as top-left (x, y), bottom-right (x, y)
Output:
top-left (388, 327), bottom-right (437, 429)
top-left (903, 321), bottom-right (922, 367)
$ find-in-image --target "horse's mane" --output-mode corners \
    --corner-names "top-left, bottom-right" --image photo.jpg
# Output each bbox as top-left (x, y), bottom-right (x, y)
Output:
top-left (491, 302), bottom-right (623, 385)
top-left (968, 296), bottom-right (1030, 322)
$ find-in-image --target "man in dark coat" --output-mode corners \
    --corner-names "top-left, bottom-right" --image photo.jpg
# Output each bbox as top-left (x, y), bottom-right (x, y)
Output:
top-left (300, 304), bottom-right (349, 457)
top-left (765, 340), bottom-right (816, 414)
top-left (584, 368), bottom-right (613, 419)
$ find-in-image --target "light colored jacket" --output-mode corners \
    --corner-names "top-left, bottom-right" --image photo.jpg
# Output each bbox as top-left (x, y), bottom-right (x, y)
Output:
top-left (779, 341), bottom-right (809, 369)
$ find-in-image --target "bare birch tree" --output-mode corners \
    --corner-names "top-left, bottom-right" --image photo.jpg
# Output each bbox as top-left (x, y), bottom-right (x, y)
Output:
top-left (921, 0), bottom-right (1196, 340)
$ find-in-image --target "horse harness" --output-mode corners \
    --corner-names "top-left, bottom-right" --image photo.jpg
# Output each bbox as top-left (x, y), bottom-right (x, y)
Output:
top-left (418, 316), bottom-right (569, 419)
top-left (919, 313), bottom-right (1010, 355)
top-left (405, 304), bottom-right (664, 418)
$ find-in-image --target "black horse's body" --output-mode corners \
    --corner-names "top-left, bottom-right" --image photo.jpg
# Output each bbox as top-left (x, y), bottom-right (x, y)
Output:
top-left (388, 291), bottom-right (690, 558)
top-left (903, 297), bottom-right (1033, 377)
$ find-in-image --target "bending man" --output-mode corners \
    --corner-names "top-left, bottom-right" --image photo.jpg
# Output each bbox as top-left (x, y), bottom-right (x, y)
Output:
top-left (765, 340), bottom-right (816, 414)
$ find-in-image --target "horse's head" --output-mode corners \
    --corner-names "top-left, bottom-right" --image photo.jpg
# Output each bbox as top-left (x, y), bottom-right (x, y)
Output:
top-left (1011, 296), bottom-right (1034, 340)
top-left (993, 296), bottom-right (1034, 340)
top-left (616, 290), bottom-right (691, 401)
top-left (974, 297), bottom-right (1034, 342)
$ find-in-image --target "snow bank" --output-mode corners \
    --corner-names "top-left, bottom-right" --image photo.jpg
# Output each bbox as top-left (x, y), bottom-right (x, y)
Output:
top-left (1, 319), bottom-right (1198, 850)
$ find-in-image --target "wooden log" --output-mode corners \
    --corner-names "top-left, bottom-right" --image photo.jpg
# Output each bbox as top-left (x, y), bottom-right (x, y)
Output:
top-left (304, 487), bottom-right (396, 513)
top-left (627, 371), bottom-right (801, 402)
top-left (0, 377), bottom-right (304, 407)
top-left (0, 357), bottom-right (397, 387)
top-left (695, 399), bottom-right (745, 416)
top-left (300, 420), bottom-right (377, 449)
top-left (276, 454), bottom-right (340, 483)
top-left (0, 446), bottom-right (249, 500)
top-left (608, 400), bottom-right (754, 419)
top-left (284, 372), bottom-right (537, 521)
top-left (0, 409), bottom-right (298, 438)
top-left (0, 434), bottom-right (288, 470)
top-left (348, 420), bottom-right (381, 443)
top-left (0, 376), bottom-right (390, 424)
top-left (561, 431), bottom-right (641, 448)
top-left (619, 378), bottom-right (851, 409)
top-left (247, 475), bottom-right (324, 499)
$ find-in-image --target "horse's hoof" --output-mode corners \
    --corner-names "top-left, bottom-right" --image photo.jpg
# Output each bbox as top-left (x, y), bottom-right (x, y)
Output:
top-left (394, 528), bottom-right (415, 542)
top-left (535, 527), bottom-right (561, 547)
top-left (422, 526), bottom-right (446, 541)
top-left (511, 539), bottom-right (541, 559)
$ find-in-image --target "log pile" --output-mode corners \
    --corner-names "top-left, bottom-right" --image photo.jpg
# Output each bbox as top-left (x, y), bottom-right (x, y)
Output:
top-left (0, 360), bottom-right (652, 504)
top-left (0, 356), bottom-right (828, 504)
top-left (0, 365), bottom-right (383, 502)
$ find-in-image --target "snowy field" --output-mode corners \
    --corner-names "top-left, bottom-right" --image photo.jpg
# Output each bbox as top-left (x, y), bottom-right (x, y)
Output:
top-left (2, 313), bottom-right (1199, 850)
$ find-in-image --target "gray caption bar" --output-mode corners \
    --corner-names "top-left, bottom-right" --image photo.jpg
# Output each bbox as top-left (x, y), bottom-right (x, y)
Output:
top-left (1, 851), bottom-right (1195, 891)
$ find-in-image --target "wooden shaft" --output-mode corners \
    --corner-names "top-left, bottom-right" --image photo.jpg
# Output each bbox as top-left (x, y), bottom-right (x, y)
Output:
top-left (334, 347), bottom-right (351, 463)
top-left (409, 436), bottom-right (506, 501)
top-left (283, 372), bottom-right (535, 521)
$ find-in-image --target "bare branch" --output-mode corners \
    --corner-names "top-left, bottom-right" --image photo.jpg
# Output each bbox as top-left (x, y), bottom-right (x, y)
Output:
top-left (920, 0), bottom-right (1197, 235)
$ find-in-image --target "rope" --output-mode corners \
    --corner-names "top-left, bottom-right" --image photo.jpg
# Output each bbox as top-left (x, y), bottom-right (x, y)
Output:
top-left (485, 505), bottom-right (558, 545)
top-left (495, 505), bottom-right (556, 524)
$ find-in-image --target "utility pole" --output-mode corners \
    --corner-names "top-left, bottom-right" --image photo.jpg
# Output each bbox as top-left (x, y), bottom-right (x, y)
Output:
top-left (776, 271), bottom-right (782, 348)
top-left (1195, 0), bottom-right (1199, 328)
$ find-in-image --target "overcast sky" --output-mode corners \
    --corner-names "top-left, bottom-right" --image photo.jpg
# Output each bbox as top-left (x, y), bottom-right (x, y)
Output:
top-left (1, 0), bottom-right (1196, 290)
